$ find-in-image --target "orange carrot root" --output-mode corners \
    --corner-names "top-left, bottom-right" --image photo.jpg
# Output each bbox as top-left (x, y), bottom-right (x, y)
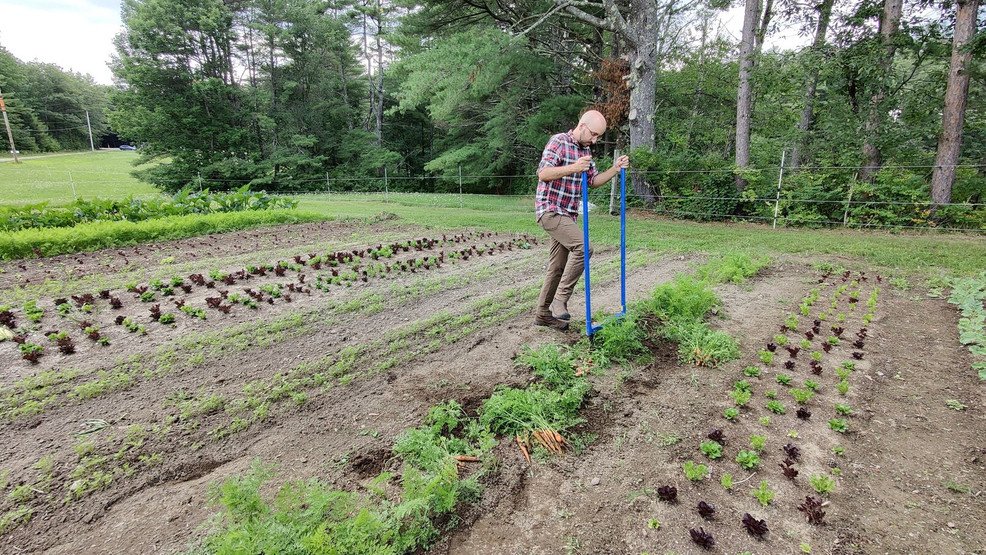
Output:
top-left (455, 455), bottom-right (480, 462)
top-left (516, 435), bottom-right (531, 463)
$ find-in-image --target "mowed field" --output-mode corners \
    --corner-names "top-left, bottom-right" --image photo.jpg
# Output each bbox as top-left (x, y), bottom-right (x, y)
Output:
top-left (1, 153), bottom-right (984, 554)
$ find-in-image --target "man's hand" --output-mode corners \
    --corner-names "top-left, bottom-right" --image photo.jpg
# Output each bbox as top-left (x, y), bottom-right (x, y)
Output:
top-left (570, 155), bottom-right (593, 174)
top-left (613, 155), bottom-right (629, 169)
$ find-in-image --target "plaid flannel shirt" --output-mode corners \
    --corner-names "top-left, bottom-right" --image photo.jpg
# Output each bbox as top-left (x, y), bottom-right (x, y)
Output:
top-left (535, 130), bottom-right (597, 221)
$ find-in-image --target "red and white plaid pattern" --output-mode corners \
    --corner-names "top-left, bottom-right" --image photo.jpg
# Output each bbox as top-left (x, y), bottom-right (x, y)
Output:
top-left (535, 130), bottom-right (597, 221)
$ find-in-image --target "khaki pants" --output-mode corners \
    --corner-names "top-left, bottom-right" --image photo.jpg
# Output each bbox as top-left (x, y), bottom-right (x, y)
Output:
top-left (536, 212), bottom-right (592, 317)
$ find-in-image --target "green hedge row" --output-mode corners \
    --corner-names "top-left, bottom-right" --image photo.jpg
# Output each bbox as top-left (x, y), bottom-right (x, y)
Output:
top-left (1, 187), bottom-right (299, 233)
top-left (0, 210), bottom-right (330, 261)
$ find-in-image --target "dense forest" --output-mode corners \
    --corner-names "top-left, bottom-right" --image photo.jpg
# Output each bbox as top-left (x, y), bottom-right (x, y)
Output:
top-left (1, 0), bottom-right (983, 228)
top-left (0, 49), bottom-right (112, 152)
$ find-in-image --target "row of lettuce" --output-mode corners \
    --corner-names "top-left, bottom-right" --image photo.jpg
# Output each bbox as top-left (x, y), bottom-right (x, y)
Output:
top-left (947, 271), bottom-right (986, 380)
top-left (181, 254), bottom-right (762, 554)
top-left (0, 188), bottom-right (320, 261)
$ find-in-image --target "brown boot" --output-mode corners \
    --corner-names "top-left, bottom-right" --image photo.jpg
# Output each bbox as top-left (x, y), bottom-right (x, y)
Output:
top-left (550, 299), bottom-right (570, 321)
top-left (535, 313), bottom-right (569, 331)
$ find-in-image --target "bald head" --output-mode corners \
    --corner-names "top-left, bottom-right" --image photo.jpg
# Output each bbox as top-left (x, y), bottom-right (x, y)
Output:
top-left (576, 110), bottom-right (607, 146)
top-left (580, 110), bottom-right (607, 130)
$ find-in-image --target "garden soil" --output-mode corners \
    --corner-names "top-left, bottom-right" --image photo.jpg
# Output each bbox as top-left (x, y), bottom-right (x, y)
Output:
top-left (0, 220), bottom-right (983, 554)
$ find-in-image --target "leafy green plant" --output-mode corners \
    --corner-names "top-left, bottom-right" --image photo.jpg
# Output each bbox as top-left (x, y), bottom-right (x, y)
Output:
top-left (758, 350), bottom-right (774, 365)
top-left (764, 390), bottom-right (777, 399)
top-left (759, 416), bottom-right (770, 426)
top-left (790, 388), bottom-right (814, 404)
top-left (827, 336), bottom-right (840, 345)
top-left (735, 450), bottom-right (760, 469)
top-left (834, 403), bottom-right (852, 416)
top-left (158, 313), bottom-right (175, 325)
top-left (800, 338), bottom-right (811, 349)
top-left (729, 389), bottom-right (752, 406)
top-left (678, 325), bottom-right (740, 367)
top-left (734, 379), bottom-right (752, 392)
top-left (785, 314), bottom-right (799, 330)
top-left (837, 380), bottom-right (850, 395)
top-left (57, 301), bottom-right (72, 317)
top-left (720, 473), bottom-right (734, 490)
top-left (804, 380), bottom-right (820, 392)
top-left (828, 418), bottom-right (849, 433)
top-left (744, 365), bottom-right (762, 378)
top-left (833, 446), bottom-right (845, 456)
top-left (749, 435), bottom-right (766, 452)
top-left (180, 305), bottom-right (207, 319)
top-left (945, 399), bottom-right (967, 411)
top-left (766, 400), bottom-right (785, 414)
top-left (750, 480), bottom-right (775, 507)
top-left (593, 316), bottom-right (648, 364)
top-left (723, 407), bottom-right (739, 421)
top-left (810, 473), bottom-right (836, 494)
top-left (700, 440), bottom-right (723, 459)
top-left (776, 374), bottom-right (792, 386)
top-left (23, 300), bottom-right (44, 322)
top-left (682, 461), bottom-right (709, 481)
top-left (516, 344), bottom-right (577, 387)
top-left (695, 252), bottom-right (769, 284)
top-left (774, 334), bottom-right (788, 346)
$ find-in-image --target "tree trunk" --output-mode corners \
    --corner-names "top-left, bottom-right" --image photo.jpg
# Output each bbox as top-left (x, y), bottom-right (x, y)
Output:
top-left (789, 0), bottom-right (835, 172)
top-left (374, 0), bottom-right (385, 149)
top-left (859, 0), bottom-right (902, 182)
top-left (627, 29), bottom-right (657, 204)
top-left (930, 0), bottom-right (979, 210)
top-left (734, 0), bottom-right (761, 192)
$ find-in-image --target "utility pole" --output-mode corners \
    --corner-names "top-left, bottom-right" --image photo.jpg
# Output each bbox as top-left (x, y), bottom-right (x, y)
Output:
top-left (85, 110), bottom-right (95, 151)
top-left (0, 86), bottom-right (20, 163)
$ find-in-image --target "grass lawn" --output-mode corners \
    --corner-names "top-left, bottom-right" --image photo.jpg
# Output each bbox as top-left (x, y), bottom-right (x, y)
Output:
top-left (0, 150), bottom-right (161, 205)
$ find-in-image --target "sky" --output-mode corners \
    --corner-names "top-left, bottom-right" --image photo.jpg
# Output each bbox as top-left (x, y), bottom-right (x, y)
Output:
top-left (0, 0), bottom-right (122, 85)
top-left (0, 0), bottom-right (805, 88)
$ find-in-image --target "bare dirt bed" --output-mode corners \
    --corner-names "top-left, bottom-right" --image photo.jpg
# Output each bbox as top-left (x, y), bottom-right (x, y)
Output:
top-left (1, 220), bottom-right (983, 554)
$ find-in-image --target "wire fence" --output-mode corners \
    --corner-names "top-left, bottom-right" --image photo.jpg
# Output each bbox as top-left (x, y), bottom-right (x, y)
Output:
top-left (3, 164), bottom-right (984, 234)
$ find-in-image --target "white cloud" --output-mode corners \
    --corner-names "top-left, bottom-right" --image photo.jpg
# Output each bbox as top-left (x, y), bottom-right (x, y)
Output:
top-left (0, 0), bottom-right (122, 84)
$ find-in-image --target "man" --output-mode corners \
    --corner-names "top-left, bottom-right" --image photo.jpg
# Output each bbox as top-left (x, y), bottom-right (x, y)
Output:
top-left (534, 110), bottom-right (630, 331)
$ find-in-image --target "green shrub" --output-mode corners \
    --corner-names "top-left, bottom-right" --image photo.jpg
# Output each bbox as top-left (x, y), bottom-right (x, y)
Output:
top-left (0, 210), bottom-right (328, 261)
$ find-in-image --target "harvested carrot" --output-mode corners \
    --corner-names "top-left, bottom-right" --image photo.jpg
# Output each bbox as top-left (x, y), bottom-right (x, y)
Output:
top-left (516, 435), bottom-right (531, 463)
top-left (455, 455), bottom-right (480, 462)
top-left (553, 430), bottom-right (566, 446)
top-left (539, 429), bottom-right (563, 454)
top-left (533, 430), bottom-right (555, 453)
top-left (547, 429), bottom-right (564, 453)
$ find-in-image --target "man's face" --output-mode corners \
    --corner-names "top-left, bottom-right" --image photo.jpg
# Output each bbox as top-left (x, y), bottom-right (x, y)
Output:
top-left (577, 121), bottom-right (605, 146)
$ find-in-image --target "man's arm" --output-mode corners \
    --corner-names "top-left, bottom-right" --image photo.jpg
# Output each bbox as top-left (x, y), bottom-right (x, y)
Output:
top-left (538, 155), bottom-right (593, 182)
top-left (590, 155), bottom-right (631, 188)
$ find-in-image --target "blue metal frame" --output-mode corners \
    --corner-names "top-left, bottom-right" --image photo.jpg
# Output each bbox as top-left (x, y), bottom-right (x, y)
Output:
top-left (581, 168), bottom-right (627, 337)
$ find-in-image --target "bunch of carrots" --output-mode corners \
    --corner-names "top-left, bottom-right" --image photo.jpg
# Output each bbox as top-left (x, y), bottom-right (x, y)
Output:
top-left (515, 428), bottom-right (568, 462)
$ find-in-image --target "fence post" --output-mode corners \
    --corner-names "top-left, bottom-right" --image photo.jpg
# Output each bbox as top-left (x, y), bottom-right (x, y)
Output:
top-left (458, 165), bottom-right (463, 208)
top-left (772, 150), bottom-right (786, 229)
top-left (68, 171), bottom-right (78, 200)
top-left (384, 167), bottom-right (389, 203)
top-left (843, 173), bottom-right (857, 227)
top-left (197, 172), bottom-right (203, 192)
top-left (326, 172), bottom-right (330, 194)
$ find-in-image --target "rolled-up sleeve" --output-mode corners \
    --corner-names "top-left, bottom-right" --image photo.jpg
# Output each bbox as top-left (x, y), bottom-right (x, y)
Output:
top-left (538, 136), bottom-right (564, 173)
